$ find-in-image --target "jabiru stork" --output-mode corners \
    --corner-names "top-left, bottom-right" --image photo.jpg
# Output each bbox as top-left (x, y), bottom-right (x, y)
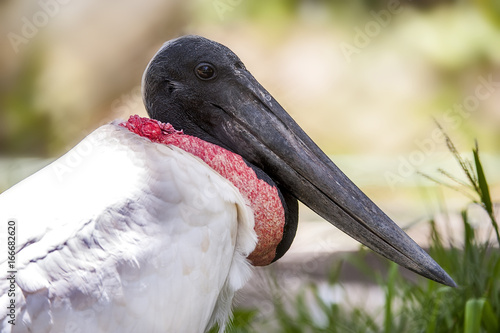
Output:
top-left (0, 35), bottom-right (455, 332)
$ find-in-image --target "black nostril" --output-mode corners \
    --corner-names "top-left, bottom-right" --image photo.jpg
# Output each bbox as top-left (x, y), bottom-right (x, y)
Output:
top-left (164, 80), bottom-right (176, 94)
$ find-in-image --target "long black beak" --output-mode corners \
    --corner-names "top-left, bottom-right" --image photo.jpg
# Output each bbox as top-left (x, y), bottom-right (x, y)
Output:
top-left (208, 69), bottom-right (456, 287)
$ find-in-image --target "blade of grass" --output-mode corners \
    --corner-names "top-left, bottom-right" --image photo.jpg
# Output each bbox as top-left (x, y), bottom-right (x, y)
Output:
top-left (472, 142), bottom-right (500, 245)
top-left (464, 298), bottom-right (485, 333)
top-left (383, 262), bottom-right (398, 333)
top-left (483, 300), bottom-right (500, 333)
top-left (425, 287), bottom-right (447, 333)
top-left (418, 171), bottom-right (477, 202)
top-left (438, 168), bottom-right (474, 190)
top-left (481, 299), bottom-right (499, 333)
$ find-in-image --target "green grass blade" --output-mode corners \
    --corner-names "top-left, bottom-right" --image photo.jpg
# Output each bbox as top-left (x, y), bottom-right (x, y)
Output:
top-left (472, 143), bottom-right (500, 245)
top-left (482, 299), bottom-right (499, 333)
top-left (383, 262), bottom-right (398, 333)
top-left (473, 144), bottom-right (493, 214)
top-left (463, 210), bottom-right (475, 255)
top-left (464, 298), bottom-right (485, 333)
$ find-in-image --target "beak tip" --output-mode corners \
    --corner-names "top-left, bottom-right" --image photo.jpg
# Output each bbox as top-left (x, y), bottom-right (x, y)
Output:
top-left (424, 261), bottom-right (456, 287)
top-left (441, 272), bottom-right (457, 288)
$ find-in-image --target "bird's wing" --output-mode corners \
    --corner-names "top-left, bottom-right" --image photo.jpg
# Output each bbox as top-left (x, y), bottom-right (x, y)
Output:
top-left (0, 122), bottom-right (256, 333)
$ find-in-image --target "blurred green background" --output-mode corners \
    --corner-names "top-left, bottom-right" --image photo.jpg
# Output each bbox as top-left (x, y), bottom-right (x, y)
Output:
top-left (0, 0), bottom-right (499, 225)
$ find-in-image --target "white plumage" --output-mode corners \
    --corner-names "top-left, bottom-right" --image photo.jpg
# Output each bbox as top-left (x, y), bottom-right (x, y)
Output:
top-left (0, 121), bottom-right (257, 332)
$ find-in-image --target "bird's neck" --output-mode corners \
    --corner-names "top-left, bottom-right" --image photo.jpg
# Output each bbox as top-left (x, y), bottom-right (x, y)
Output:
top-left (120, 115), bottom-right (285, 266)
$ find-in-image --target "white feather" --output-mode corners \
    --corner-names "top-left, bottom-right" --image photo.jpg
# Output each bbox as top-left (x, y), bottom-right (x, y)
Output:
top-left (0, 122), bottom-right (256, 333)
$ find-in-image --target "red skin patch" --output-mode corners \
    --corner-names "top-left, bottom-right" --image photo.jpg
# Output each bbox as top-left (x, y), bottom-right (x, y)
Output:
top-left (120, 115), bottom-right (285, 266)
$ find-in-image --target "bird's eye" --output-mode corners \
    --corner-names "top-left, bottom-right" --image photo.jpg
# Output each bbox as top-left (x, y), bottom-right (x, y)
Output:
top-left (195, 63), bottom-right (216, 80)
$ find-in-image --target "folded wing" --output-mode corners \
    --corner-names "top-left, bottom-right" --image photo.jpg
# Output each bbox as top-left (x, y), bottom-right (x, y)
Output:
top-left (0, 122), bottom-right (256, 333)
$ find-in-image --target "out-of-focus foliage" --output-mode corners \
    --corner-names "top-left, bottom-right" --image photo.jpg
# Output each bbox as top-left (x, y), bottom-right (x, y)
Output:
top-left (475, 0), bottom-right (500, 27)
top-left (0, 50), bottom-right (56, 156)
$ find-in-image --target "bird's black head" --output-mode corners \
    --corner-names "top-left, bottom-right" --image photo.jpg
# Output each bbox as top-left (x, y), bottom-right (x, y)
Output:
top-left (142, 35), bottom-right (456, 287)
top-left (144, 35), bottom-right (257, 149)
